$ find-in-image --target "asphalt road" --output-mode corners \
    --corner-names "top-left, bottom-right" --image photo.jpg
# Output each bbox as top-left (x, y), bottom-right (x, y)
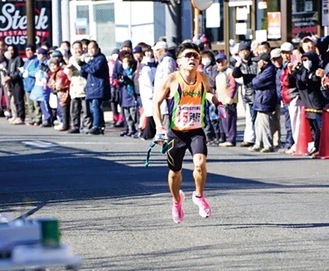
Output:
top-left (0, 117), bottom-right (328, 271)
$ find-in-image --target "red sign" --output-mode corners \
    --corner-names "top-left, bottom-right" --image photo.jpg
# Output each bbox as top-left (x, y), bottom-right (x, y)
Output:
top-left (0, 0), bottom-right (52, 56)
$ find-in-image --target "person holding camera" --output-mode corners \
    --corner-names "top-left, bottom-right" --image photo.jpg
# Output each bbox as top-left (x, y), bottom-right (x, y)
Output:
top-left (119, 53), bottom-right (138, 137)
top-left (78, 40), bottom-right (110, 135)
top-left (294, 51), bottom-right (327, 157)
top-left (29, 47), bottom-right (53, 127)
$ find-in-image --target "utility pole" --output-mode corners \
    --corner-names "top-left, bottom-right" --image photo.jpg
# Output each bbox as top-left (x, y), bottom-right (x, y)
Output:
top-left (52, 0), bottom-right (62, 46)
top-left (165, 0), bottom-right (181, 46)
top-left (26, 0), bottom-right (35, 45)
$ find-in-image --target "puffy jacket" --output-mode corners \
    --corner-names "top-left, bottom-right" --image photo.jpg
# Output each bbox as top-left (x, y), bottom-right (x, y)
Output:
top-left (80, 52), bottom-right (110, 100)
top-left (252, 62), bottom-right (277, 113)
top-left (294, 51), bottom-right (326, 118)
top-left (22, 55), bottom-right (39, 92)
top-left (65, 56), bottom-right (87, 99)
top-left (232, 58), bottom-right (258, 104)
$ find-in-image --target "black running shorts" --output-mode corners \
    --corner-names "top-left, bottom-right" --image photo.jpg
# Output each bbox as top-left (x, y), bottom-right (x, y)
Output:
top-left (166, 128), bottom-right (207, 172)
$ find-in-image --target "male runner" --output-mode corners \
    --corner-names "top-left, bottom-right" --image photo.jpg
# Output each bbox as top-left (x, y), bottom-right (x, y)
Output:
top-left (153, 42), bottom-right (221, 223)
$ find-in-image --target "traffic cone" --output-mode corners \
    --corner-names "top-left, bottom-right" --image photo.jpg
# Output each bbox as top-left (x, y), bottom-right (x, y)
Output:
top-left (292, 106), bottom-right (313, 156)
top-left (318, 109), bottom-right (329, 159)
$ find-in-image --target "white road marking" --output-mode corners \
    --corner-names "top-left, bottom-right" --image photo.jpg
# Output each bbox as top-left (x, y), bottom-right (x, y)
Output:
top-left (22, 141), bottom-right (56, 148)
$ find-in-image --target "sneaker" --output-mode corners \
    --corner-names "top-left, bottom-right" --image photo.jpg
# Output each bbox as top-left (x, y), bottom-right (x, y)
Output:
top-left (12, 118), bottom-right (25, 125)
top-left (88, 128), bottom-right (101, 135)
top-left (218, 141), bottom-right (235, 147)
top-left (248, 146), bottom-right (262, 152)
top-left (260, 147), bottom-right (274, 153)
top-left (172, 190), bottom-right (185, 223)
top-left (285, 149), bottom-right (295, 154)
top-left (240, 141), bottom-right (254, 147)
top-left (68, 128), bottom-right (80, 134)
top-left (192, 191), bottom-right (211, 218)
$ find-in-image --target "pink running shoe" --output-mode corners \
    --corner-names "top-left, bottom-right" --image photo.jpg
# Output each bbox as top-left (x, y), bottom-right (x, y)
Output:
top-left (192, 191), bottom-right (212, 218)
top-left (172, 190), bottom-right (185, 223)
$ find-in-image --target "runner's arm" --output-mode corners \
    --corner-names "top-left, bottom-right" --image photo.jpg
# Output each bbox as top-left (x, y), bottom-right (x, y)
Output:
top-left (153, 74), bottom-right (173, 129)
top-left (203, 73), bottom-right (221, 106)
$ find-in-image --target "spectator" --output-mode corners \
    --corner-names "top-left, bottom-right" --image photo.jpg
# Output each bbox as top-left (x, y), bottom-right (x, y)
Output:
top-left (280, 42), bottom-right (302, 154)
top-left (22, 44), bottom-right (42, 126)
top-left (107, 48), bottom-right (120, 126)
top-left (232, 41), bottom-right (258, 147)
top-left (48, 57), bottom-right (71, 131)
top-left (138, 45), bottom-right (157, 140)
top-left (3, 45), bottom-right (25, 125)
top-left (64, 40), bottom-right (91, 134)
top-left (79, 40), bottom-right (110, 135)
top-left (294, 51), bottom-right (327, 157)
top-left (30, 47), bottom-right (53, 127)
top-left (153, 40), bottom-right (177, 130)
top-left (215, 53), bottom-right (238, 147)
top-left (249, 52), bottom-right (277, 153)
top-left (119, 53), bottom-right (138, 137)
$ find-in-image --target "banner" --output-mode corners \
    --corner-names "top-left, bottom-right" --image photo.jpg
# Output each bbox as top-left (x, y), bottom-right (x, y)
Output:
top-left (0, 0), bottom-right (52, 56)
top-left (267, 12), bottom-right (281, 40)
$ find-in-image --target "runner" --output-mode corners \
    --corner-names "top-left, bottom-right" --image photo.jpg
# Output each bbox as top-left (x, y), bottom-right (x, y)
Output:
top-left (153, 42), bottom-right (222, 223)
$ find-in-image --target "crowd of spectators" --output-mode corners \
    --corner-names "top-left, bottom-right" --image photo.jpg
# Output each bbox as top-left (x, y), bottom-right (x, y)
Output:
top-left (0, 34), bottom-right (329, 157)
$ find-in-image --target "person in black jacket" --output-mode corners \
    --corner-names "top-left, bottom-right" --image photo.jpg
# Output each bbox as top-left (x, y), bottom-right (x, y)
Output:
top-left (3, 45), bottom-right (25, 125)
top-left (294, 51), bottom-right (327, 157)
top-left (232, 41), bottom-right (258, 147)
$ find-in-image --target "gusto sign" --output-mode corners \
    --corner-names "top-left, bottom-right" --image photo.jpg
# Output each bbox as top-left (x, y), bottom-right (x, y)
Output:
top-left (0, 2), bottom-right (52, 54)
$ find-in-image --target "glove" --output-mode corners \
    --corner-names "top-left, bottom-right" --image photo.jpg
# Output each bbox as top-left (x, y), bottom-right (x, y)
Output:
top-left (22, 70), bottom-right (28, 78)
top-left (77, 59), bottom-right (86, 66)
top-left (39, 63), bottom-right (49, 72)
top-left (153, 126), bottom-right (168, 145)
top-left (51, 89), bottom-right (58, 95)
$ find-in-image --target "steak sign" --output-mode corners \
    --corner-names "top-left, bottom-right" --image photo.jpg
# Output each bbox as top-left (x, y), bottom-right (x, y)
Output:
top-left (0, 1), bottom-right (52, 55)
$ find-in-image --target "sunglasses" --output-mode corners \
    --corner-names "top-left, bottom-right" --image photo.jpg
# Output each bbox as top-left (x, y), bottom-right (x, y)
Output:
top-left (180, 52), bottom-right (200, 60)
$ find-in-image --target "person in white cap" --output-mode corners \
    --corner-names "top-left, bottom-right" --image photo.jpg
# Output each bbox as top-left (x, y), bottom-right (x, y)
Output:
top-left (153, 40), bottom-right (177, 130)
top-left (270, 48), bottom-right (284, 149)
top-left (279, 42), bottom-right (303, 154)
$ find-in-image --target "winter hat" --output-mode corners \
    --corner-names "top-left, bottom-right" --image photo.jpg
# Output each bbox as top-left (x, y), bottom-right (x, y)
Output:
top-left (48, 58), bottom-right (58, 65)
top-left (121, 40), bottom-right (132, 48)
top-left (111, 48), bottom-right (120, 55)
top-left (238, 41), bottom-right (251, 52)
top-left (52, 50), bottom-right (63, 57)
top-left (37, 48), bottom-right (48, 55)
top-left (133, 46), bottom-right (142, 54)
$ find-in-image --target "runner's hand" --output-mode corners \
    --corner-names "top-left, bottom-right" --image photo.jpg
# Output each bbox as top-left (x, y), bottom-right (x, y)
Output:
top-left (154, 126), bottom-right (168, 145)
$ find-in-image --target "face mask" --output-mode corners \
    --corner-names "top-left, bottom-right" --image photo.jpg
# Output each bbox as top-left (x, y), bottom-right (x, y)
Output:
top-left (122, 63), bottom-right (129, 70)
top-left (303, 60), bottom-right (312, 70)
top-left (112, 54), bottom-right (118, 61)
top-left (202, 58), bottom-right (211, 67)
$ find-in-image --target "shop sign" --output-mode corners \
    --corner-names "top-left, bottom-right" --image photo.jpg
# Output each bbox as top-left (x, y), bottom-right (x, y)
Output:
top-left (267, 12), bottom-right (281, 40)
top-left (0, 0), bottom-right (52, 56)
top-left (291, 11), bottom-right (318, 42)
